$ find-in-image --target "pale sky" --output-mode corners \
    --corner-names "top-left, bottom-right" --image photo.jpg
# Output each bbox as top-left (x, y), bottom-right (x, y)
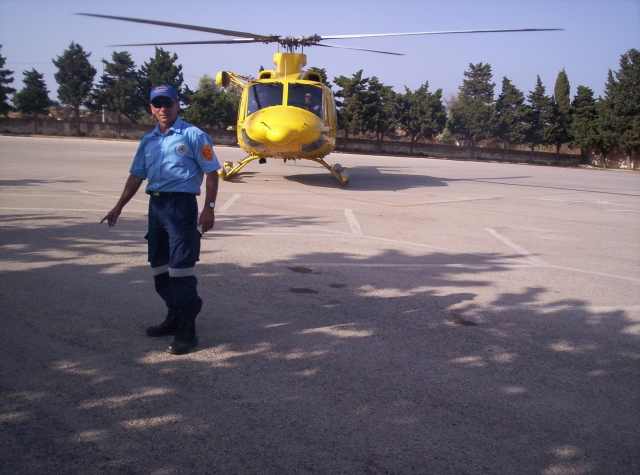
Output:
top-left (1, 0), bottom-right (638, 101)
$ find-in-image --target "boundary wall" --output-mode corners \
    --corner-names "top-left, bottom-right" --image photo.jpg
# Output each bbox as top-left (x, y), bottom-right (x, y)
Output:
top-left (336, 138), bottom-right (584, 167)
top-left (0, 118), bottom-right (238, 145)
top-left (1, 118), bottom-right (637, 169)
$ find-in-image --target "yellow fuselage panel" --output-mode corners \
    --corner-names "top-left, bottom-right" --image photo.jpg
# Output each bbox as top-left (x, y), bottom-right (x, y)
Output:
top-left (246, 106), bottom-right (321, 143)
top-left (273, 52), bottom-right (307, 78)
top-left (239, 106), bottom-right (331, 157)
top-left (233, 58), bottom-right (337, 159)
top-left (214, 53), bottom-right (343, 184)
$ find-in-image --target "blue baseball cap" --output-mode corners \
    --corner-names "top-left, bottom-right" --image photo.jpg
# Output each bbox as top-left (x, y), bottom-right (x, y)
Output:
top-left (150, 84), bottom-right (179, 102)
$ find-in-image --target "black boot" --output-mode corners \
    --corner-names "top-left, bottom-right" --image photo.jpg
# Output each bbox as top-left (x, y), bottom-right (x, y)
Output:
top-left (146, 314), bottom-right (180, 337)
top-left (167, 318), bottom-right (197, 355)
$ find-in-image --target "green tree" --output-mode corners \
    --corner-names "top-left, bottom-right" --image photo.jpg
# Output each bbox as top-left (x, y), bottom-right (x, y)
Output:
top-left (225, 84), bottom-right (242, 121)
top-left (91, 51), bottom-right (144, 137)
top-left (525, 76), bottom-right (554, 154)
top-left (363, 76), bottom-right (398, 151)
top-left (12, 69), bottom-right (52, 117)
top-left (0, 45), bottom-right (16, 117)
top-left (447, 62), bottom-right (498, 159)
top-left (601, 49), bottom-right (640, 169)
top-left (182, 75), bottom-right (237, 129)
top-left (397, 81), bottom-right (446, 154)
top-left (569, 85), bottom-right (599, 157)
top-left (592, 95), bottom-right (619, 168)
top-left (549, 69), bottom-right (572, 159)
top-left (139, 47), bottom-right (184, 101)
top-left (308, 67), bottom-right (331, 88)
top-left (495, 77), bottom-right (529, 156)
top-left (53, 41), bottom-right (97, 133)
top-left (334, 70), bottom-right (370, 146)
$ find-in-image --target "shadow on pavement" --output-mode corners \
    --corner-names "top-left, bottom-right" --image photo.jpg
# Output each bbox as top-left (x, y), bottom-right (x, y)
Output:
top-left (284, 164), bottom-right (449, 191)
top-left (0, 211), bottom-right (638, 475)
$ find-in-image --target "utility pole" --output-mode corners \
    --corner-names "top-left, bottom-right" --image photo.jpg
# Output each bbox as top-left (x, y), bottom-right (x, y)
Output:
top-left (101, 60), bottom-right (106, 123)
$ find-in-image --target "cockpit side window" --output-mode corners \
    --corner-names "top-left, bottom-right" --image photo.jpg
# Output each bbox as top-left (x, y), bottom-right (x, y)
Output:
top-left (247, 83), bottom-right (284, 115)
top-left (288, 84), bottom-right (323, 119)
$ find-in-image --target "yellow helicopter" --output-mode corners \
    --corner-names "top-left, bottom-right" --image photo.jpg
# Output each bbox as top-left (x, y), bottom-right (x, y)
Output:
top-left (79, 13), bottom-right (562, 186)
top-left (214, 53), bottom-right (343, 183)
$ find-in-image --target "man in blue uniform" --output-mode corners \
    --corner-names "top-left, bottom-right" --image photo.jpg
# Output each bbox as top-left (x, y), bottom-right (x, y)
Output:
top-left (101, 84), bottom-right (221, 355)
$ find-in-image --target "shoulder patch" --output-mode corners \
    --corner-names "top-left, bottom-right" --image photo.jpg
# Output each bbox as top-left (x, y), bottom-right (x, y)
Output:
top-left (200, 145), bottom-right (214, 161)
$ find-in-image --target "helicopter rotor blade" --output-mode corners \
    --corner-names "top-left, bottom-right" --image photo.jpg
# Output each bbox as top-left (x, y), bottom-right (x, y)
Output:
top-left (109, 39), bottom-right (264, 47)
top-left (78, 13), bottom-right (563, 53)
top-left (76, 13), bottom-right (275, 42)
top-left (319, 28), bottom-right (563, 40)
top-left (315, 43), bottom-right (404, 56)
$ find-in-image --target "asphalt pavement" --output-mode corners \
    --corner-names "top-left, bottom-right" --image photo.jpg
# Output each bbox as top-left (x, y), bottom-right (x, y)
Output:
top-left (1, 135), bottom-right (639, 474)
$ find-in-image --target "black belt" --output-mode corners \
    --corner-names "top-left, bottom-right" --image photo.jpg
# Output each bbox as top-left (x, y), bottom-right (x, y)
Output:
top-left (148, 191), bottom-right (193, 196)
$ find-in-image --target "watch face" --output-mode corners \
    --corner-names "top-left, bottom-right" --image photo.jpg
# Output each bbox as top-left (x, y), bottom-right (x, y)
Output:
top-left (208, 202), bottom-right (215, 208)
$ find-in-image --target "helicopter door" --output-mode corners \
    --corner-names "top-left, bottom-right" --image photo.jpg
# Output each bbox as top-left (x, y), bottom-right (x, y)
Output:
top-left (287, 83), bottom-right (323, 119)
top-left (323, 92), bottom-right (333, 126)
top-left (247, 83), bottom-right (284, 116)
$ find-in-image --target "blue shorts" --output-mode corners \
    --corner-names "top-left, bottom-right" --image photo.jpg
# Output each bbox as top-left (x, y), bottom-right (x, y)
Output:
top-left (147, 194), bottom-right (201, 270)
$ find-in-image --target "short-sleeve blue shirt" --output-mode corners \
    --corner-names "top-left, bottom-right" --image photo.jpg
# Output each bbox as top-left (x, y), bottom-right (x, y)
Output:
top-left (130, 117), bottom-right (221, 195)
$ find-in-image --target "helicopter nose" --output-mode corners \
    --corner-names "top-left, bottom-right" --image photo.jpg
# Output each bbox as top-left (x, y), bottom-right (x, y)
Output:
top-left (266, 126), bottom-right (298, 145)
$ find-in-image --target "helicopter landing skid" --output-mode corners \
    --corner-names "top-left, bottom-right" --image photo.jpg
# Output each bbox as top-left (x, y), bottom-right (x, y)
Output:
top-left (305, 157), bottom-right (349, 186)
top-left (217, 155), bottom-right (256, 180)
top-left (218, 156), bottom-right (349, 186)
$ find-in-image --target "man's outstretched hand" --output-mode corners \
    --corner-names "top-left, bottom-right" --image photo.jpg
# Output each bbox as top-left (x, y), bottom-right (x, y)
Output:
top-left (99, 175), bottom-right (143, 228)
top-left (100, 207), bottom-right (122, 227)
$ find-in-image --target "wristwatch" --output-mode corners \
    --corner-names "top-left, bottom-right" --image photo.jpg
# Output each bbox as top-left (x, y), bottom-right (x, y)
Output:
top-left (207, 201), bottom-right (215, 208)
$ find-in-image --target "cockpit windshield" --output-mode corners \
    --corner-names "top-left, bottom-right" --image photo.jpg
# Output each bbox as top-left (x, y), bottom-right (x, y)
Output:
top-left (288, 84), bottom-right (323, 118)
top-left (247, 83), bottom-right (284, 115)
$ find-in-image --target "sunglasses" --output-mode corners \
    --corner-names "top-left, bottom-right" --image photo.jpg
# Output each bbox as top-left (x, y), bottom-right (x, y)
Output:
top-left (151, 99), bottom-right (176, 108)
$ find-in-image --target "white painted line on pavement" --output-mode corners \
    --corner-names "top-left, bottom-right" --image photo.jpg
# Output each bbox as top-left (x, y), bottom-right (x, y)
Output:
top-left (274, 262), bottom-right (533, 269)
top-left (534, 198), bottom-right (640, 208)
top-left (482, 229), bottom-right (639, 282)
top-left (486, 305), bottom-right (640, 312)
top-left (38, 182), bottom-right (149, 204)
top-left (112, 230), bottom-right (352, 238)
top-left (0, 207), bottom-right (147, 213)
top-left (105, 223), bottom-right (640, 283)
top-left (273, 260), bottom-right (639, 283)
top-left (0, 165), bottom-right (30, 172)
top-left (543, 264), bottom-right (640, 283)
top-left (345, 209), bottom-right (363, 236)
top-left (213, 232), bottom-right (352, 237)
top-left (362, 235), bottom-right (490, 256)
top-left (483, 229), bottom-right (638, 281)
top-left (210, 228), bottom-right (352, 236)
top-left (485, 228), bottom-right (547, 266)
top-left (0, 193), bottom-right (110, 198)
top-left (216, 194), bottom-right (241, 215)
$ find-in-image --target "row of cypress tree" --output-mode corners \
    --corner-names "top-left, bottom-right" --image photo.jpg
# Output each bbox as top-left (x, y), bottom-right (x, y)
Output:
top-left (0, 43), bottom-right (637, 165)
top-left (333, 49), bottom-right (638, 166)
top-left (446, 50), bottom-right (639, 167)
top-left (0, 43), bottom-right (239, 137)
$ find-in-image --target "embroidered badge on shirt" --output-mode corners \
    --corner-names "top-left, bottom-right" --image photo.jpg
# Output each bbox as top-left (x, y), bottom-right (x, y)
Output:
top-left (200, 145), bottom-right (214, 161)
top-left (176, 144), bottom-right (188, 155)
